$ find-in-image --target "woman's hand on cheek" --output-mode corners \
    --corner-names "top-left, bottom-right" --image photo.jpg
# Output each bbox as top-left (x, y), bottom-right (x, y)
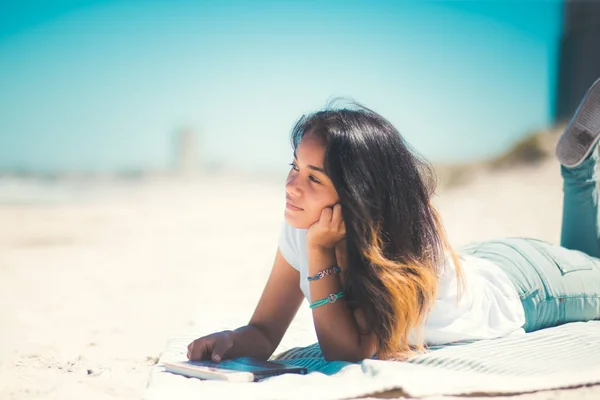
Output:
top-left (307, 203), bottom-right (346, 251)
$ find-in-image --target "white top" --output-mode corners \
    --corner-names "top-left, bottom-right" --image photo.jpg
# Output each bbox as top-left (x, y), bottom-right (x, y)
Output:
top-left (278, 221), bottom-right (526, 346)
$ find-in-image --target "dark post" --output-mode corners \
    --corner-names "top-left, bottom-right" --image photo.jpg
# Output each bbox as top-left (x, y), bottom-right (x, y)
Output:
top-left (555, 0), bottom-right (600, 123)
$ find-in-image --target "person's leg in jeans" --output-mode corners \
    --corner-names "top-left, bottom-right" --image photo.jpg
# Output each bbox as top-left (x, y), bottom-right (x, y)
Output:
top-left (558, 78), bottom-right (600, 257)
top-left (517, 76), bottom-right (600, 328)
top-left (560, 152), bottom-right (600, 257)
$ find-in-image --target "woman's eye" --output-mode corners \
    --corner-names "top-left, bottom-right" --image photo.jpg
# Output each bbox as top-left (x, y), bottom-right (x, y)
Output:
top-left (288, 163), bottom-right (320, 184)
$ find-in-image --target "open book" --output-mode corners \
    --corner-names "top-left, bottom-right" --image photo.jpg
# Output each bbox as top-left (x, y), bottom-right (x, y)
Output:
top-left (164, 357), bottom-right (308, 382)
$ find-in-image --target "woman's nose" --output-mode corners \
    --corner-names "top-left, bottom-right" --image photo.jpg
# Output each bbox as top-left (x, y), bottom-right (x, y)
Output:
top-left (286, 175), bottom-right (302, 196)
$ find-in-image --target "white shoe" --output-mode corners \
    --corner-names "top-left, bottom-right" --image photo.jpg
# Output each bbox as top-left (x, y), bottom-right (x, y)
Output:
top-left (556, 78), bottom-right (600, 167)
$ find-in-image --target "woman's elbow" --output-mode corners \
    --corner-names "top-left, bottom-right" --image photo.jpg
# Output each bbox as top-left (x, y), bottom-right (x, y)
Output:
top-left (321, 348), bottom-right (371, 363)
top-left (319, 334), bottom-right (378, 362)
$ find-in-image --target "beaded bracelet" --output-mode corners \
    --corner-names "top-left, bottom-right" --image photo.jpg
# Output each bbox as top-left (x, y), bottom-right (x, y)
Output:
top-left (309, 291), bottom-right (345, 309)
top-left (307, 266), bottom-right (342, 281)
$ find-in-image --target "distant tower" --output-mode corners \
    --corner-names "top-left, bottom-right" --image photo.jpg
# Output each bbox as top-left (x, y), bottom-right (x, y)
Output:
top-left (174, 128), bottom-right (200, 177)
top-left (555, 0), bottom-right (600, 122)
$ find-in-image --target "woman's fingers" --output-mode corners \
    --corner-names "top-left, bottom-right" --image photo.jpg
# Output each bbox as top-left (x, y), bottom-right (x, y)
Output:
top-left (332, 203), bottom-right (342, 226)
top-left (187, 331), bottom-right (235, 362)
top-left (187, 337), bottom-right (212, 360)
top-left (187, 342), bottom-right (193, 359)
top-left (308, 203), bottom-right (345, 249)
top-left (320, 206), bottom-right (333, 224)
top-left (211, 333), bottom-right (234, 362)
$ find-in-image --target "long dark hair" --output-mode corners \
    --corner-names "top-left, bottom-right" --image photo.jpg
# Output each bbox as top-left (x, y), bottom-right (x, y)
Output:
top-left (290, 101), bottom-right (461, 359)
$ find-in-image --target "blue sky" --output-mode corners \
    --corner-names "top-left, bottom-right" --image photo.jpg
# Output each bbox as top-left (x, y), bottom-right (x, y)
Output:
top-left (0, 0), bottom-right (563, 174)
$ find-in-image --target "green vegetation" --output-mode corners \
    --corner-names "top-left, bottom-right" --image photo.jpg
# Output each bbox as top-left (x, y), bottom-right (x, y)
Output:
top-left (435, 125), bottom-right (562, 190)
top-left (489, 128), bottom-right (557, 170)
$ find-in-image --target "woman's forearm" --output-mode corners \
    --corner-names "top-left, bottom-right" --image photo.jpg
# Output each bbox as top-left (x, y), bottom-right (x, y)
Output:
top-left (229, 324), bottom-right (276, 360)
top-left (308, 246), bottom-right (370, 361)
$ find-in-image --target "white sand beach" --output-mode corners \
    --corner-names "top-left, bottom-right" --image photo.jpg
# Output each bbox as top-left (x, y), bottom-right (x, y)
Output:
top-left (1, 144), bottom-right (599, 399)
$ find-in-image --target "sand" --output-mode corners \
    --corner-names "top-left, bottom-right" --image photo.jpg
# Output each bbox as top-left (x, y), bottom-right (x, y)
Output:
top-left (1, 157), bottom-right (598, 400)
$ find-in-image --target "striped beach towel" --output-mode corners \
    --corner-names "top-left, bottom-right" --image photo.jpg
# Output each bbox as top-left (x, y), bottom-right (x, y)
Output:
top-left (275, 320), bottom-right (600, 377)
top-left (145, 321), bottom-right (600, 400)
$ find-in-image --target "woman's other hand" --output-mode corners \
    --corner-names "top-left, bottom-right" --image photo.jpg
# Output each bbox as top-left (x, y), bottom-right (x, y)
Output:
top-left (187, 330), bottom-right (237, 362)
top-left (307, 203), bottom-right (346, 250)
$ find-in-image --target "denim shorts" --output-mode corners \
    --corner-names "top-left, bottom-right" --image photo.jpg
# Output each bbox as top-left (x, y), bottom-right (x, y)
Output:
top-left (460, 238), bottom-right (600, 332)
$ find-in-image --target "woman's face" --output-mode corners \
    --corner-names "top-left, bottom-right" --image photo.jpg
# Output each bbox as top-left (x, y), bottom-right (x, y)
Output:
top-left (285, 133), bottom-right (340, 229)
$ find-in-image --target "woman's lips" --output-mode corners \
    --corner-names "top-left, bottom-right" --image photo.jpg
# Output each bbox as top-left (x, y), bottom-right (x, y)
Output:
top-left (286, 202), bottom-right (303, 211)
